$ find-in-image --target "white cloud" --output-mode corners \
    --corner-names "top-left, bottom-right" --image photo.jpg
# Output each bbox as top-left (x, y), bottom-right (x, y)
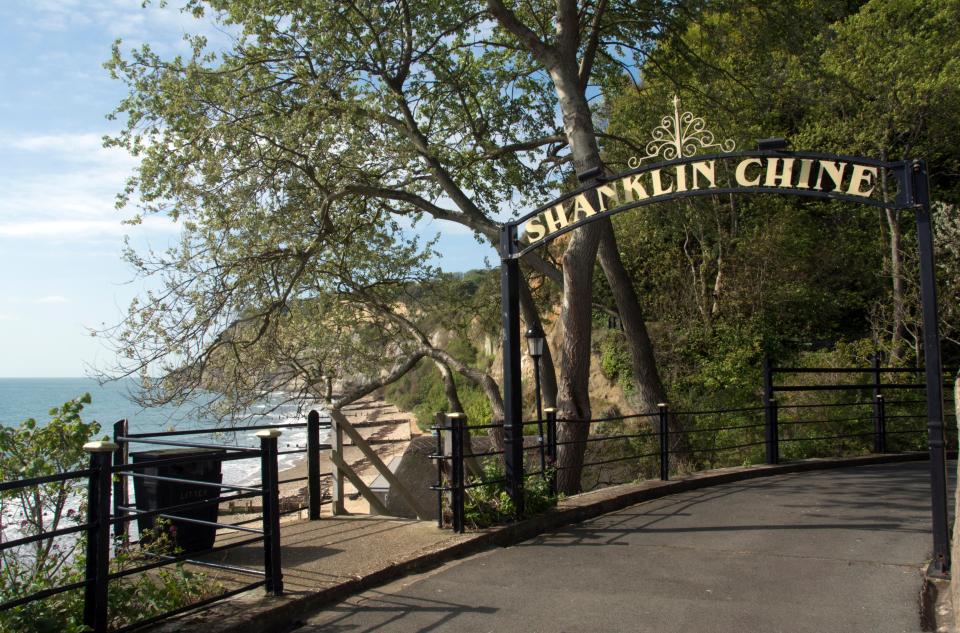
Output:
top-left (4, 0), bottom-right (236, 53)
top-left (0, 313), bottom-right (18, 322)
top-left (0, 132), bottom-right (179, 241)
top-left (33, 295), bottom-right (69, 305)
top-left (0, 216), bottom-right (178, 240)
top-left (10, 132), bottom-right (109, 156)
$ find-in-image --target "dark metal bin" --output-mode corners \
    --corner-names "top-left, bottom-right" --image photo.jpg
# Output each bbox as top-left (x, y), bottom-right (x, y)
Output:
top-left (131, 448), bottom-right (226, 553)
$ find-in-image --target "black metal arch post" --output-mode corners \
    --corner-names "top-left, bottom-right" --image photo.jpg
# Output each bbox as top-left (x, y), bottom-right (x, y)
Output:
top-left (912, 159), bottom-right (950, 577)
top-left (500, 224), bottom-right (524, 515)
top-left (499, 152), bottom-right (950, 571)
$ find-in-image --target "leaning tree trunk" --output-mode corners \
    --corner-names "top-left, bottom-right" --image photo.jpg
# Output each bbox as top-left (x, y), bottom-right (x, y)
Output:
top-left (519, 274), bottom-right (558, 409)
top-left (597, 220), bottom-right (668, 412)
top-left (434, 360), bottom-right (465, 414)
top-left (597, 221), bottom-right (689, 457)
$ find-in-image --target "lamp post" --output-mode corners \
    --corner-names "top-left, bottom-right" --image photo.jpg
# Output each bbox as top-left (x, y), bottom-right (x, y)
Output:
top-left (525, 324), bottom-right (546, 477)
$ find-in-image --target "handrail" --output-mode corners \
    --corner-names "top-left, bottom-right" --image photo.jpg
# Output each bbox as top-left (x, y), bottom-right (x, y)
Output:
top-left (771, 366), bottom-right (923, 373)
top-left (0, 468), bottom-right (94, 492)
top-left (116, 436), bottom-right (259, 452)
top-left (0, 522), bottom-right (93, 552)
top-left (124, 420), bottom-right (328, 439)
top-left (436, 357), bottom-right (945, 533)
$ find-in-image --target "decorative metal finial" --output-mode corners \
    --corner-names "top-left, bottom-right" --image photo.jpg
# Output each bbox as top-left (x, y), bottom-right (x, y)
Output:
top-left (628, 96), bottom-right (736, 168)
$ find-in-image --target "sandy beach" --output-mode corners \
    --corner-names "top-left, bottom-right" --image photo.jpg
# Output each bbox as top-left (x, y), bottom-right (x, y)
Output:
top-left (225, 394), bottom-right (423, 518)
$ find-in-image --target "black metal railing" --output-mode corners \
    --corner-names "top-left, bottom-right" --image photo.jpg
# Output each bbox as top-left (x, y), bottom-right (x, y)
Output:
top-left (0, 431), bottom-right (286, 633)
top-left (432, 359), bottom-right (955, 533)
top-left (0, 408), bottom-right (343, 633)
top-left (113, 412), bottom-right (334, 533)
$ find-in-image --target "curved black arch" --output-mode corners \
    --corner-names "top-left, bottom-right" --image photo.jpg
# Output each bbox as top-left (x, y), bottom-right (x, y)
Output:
top-left (502, 150), bottom-right (915, 259)
top-left (496, 150), bottom-right (950, 575)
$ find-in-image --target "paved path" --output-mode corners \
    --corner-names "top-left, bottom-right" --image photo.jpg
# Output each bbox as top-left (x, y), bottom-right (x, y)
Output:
top-left (293, 461), bottom-right (950, 633)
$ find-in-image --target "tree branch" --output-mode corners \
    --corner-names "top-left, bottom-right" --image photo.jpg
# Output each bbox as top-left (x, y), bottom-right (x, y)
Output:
top-left (334, 352), bottom-right (426, 409)
top-left (486, 0), bottom-right (558, 68)
top-left (578, 0), bottom-right (609, 90)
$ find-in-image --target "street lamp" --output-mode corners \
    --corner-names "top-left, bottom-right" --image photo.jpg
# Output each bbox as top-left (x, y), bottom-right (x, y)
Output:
top-left (525, 324), bottom-right (546, 477)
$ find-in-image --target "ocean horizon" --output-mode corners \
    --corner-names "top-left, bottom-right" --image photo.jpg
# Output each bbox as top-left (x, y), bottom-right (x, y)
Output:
top-left (0, 377), bottom-right (328, 485)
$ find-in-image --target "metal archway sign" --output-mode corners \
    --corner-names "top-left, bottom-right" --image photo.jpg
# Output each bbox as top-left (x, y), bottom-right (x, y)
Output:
top-left (497, 148), bottom-right (949, 575)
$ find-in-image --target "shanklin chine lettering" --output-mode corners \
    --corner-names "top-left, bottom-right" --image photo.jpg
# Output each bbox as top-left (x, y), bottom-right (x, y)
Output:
top-left (522, 157), bottom-right (879, 245)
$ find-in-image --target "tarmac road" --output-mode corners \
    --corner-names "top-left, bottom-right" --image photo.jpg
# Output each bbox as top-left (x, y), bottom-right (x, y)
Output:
top-left (293, 461), bottom-right (951, 633)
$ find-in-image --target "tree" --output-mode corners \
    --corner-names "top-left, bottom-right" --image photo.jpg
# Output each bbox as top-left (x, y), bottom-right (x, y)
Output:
top-left (600, 0), bottom-right (960, 408)
top-left (598, 1), bottom-right (882, 404)
top-left (106, 0), bottom-right (695, 493)
top-left (798, 0), bottom-right (960, 362)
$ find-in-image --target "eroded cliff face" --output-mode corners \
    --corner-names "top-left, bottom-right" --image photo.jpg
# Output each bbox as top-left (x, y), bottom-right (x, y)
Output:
top-left (485, 317), bottom-right (633, 421)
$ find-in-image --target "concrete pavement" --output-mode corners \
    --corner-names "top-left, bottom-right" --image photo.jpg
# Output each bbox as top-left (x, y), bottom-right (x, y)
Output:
top-left (295, 461), bottom-right (949, 633)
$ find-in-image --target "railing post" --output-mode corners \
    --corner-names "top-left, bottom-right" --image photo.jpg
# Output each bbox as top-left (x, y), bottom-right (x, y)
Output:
top-left (545, 408), bottom-right (557, 495)
top-left (872, 352), bottom-right (884, 453)
top-left (434, 420), bottom-right (444, 528)
top-left (112, 419), bottom-right (129, 549)
top-left (83, 440), bottom-right (117, 633)
top-left (447, 413), bottom-right (466, 534)
top-left (658, 403), bottom-right (669, 481)
top-left (256, 429), bottom-right (283, 596)
top-left (763, 354), bottom-right (779, 465)
top-left (307, 410), bottom-right (322, 520)
top-left (771, 400), bottom-right (780, 464)
top-left (876, 395), bottom-right (887, 453)
top-left (913, 159), bottom-right (950, 576)
top-left (330, 409), bottom-right (345, 516)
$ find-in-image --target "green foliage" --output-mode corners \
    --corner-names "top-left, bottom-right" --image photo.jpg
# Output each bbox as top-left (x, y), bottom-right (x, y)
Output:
top-left (104, 520), bottom-right (223, 630)
top-left (462, 460), bottom-right (559, 529)
top-left (0, 399), bottom-right (222, 633)
top-left (385, 334), bottom-right (492, 430)
top-left (600, 0), bottom-right (960, 415)
top-left (597, 330), bottom-right (634, 395)
top-left (0, 394), bottom-right (102, 602)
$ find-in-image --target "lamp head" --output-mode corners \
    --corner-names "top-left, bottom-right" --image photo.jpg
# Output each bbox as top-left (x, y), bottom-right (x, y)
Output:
top-left (525, 324), bottom-right (545, 359)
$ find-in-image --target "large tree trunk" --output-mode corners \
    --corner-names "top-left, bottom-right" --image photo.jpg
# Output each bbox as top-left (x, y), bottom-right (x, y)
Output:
top-left (550, 69), bottom-right (604, 495)
top-left (485, 0), bottom-right (619, 494)
top-left (554, 223), bottom-right (602, 494)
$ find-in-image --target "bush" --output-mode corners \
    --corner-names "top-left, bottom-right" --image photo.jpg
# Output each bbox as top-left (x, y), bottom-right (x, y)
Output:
top-left (462, 460), bottom-right (559, 528)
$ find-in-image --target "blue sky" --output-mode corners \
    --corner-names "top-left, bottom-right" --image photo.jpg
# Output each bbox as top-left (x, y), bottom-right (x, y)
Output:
top-left (0, 1), bottom-right (490, 377)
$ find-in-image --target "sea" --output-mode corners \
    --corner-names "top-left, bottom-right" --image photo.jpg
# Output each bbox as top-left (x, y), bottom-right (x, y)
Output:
top-left (0, 377), bottom-right (329, 544)
top-left (0, 377), bottom-right (328, 487)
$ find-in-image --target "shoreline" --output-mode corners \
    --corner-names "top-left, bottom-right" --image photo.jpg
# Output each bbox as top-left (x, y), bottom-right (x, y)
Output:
top-left (226, 393), bottom-right (422, 517)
